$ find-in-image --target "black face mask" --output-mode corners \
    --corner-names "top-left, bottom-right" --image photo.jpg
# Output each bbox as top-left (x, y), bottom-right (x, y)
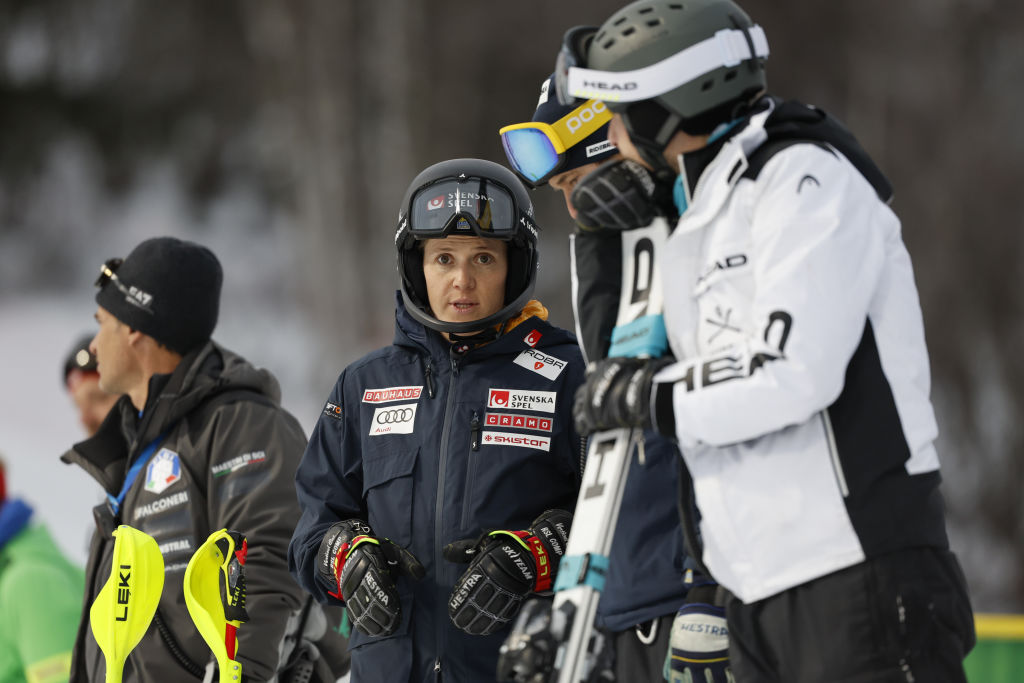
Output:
top-left (570, 159), bottom-right (677, 232)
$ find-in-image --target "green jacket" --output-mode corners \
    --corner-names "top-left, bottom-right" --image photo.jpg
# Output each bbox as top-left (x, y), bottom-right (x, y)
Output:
top-left (0, 508), bottom-right (85, 683)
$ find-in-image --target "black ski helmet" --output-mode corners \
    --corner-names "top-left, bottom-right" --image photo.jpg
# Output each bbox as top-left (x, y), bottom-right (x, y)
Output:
top-left (562, 0), bottom-right (768, 172)
top-left (395, 158), bottom-right (540, 335)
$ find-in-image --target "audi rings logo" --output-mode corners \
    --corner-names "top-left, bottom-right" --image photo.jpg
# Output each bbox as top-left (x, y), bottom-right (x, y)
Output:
top-left (376, 407), bottom-right (414, 424)
top-left (369, 402), bottom-right (418, 436)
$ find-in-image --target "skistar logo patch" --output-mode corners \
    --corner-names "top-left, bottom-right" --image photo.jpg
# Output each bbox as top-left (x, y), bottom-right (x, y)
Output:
top-left (523, 329), bottom-right (542, 347)
top-left (427, 195), bottom-right (445, 211)
top-left (369, 403), bottom-right (418, 436)
top-left (362, 386), bottom-right (423, 404)
top-left (485, 412), bottom-right (552, 432)
top-left (480, 431), bottom-right (551, 452)
top-left (487, 388), bottom-right (557, 413)
top-left (145, 448), bottom-right (181, 494)
top-left (513, 349), bottom-right (567, 381)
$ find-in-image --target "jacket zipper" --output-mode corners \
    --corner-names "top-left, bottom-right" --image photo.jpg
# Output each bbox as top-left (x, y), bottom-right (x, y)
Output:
top-left (434, 354), bottom-right (460, 670)
top-left (820, 410), bottom-right (849, 497)
top-left (423, 357), bottom-right (436, 398)
top-left (460, 411), bottom-right (481, 530)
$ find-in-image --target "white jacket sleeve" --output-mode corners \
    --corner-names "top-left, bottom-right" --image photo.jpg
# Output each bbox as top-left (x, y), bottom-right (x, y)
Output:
top-left (653, 144), bottom-right (896, 447)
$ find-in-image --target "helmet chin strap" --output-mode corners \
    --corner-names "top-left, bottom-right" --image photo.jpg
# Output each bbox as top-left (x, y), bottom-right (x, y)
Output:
top-left (448, 324), bottom-right (503, 346)
top-left (623, 108), bottom-right (684, 181)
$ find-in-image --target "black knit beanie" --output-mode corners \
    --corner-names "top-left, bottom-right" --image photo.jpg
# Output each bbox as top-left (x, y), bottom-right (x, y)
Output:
top-left (95, 237), bottom-right (222, 354)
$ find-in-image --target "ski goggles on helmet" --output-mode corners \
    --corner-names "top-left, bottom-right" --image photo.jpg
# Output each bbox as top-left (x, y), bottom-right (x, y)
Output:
top-left (554, 24), bottom-right (769, 107)
top-left (499, 98), bottom-right (613, 187)
top-left (94, 258), bottom-right (153, 317)
top-left (94, 257), bottom-right (154, 315)
top-left (398, 175), bottom-right (537, 249)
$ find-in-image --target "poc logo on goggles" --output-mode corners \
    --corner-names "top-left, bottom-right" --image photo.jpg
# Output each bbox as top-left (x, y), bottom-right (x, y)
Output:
top-left (564, 99), bottom-right (608, 136)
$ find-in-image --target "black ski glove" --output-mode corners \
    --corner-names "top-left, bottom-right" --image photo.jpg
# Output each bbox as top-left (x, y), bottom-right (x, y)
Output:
top-left (665, 580), bottom-right (733, 683)
top-left (445, 509), bottom-right (571, 636)
top-left (570, 158), bottom-right (677, 232)
top-left (315, 519), bottom-right (424, 637)
top-left (573, 357), bottom-right (672, 436)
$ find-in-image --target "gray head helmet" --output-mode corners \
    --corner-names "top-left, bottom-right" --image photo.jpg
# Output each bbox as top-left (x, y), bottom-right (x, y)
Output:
top-left (571, 0), bottom-right (768, 172)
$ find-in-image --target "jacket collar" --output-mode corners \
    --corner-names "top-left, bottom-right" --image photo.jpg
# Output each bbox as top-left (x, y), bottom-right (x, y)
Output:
top-left (675, 97), bottom-right (774, 231)
top-left (61, 341), bottom-right (277, 495)
top-left (391, 291), bottom-right (572, 362)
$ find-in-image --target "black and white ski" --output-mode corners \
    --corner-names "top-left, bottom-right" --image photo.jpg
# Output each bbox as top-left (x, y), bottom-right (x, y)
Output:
top-left (550, 218), bottom-right (671, 683)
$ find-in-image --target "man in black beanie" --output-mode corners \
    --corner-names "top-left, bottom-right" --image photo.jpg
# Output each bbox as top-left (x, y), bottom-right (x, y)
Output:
top-left (62, 236), bottom-right (349, 683)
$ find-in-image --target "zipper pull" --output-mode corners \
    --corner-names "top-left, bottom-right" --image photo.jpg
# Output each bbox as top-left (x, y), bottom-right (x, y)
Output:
top-left (434, 658), bottom-right (441, 673)
top-left (423, 358), bottom-right (435, 398)
top-left (471, 411), bottom-right (480, 451)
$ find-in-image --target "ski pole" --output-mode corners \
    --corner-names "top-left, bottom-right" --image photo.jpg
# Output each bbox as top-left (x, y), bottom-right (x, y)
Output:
top-left (89, 525), bottom-right (165, 683)
top-left (183, 529), bottom-right (249, 683)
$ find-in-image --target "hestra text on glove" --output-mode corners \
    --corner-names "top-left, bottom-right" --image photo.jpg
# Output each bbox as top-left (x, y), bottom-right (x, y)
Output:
top-left (315, 519), bottom-right (424, 637)
top-left (445, 509), bottom-right (571, 636)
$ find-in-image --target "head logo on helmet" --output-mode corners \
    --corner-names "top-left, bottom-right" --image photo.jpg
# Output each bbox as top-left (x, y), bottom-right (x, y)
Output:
top-left (395, 158), bottom-right (540, 335)
top-left (557, 0), bottom-right (769, 172)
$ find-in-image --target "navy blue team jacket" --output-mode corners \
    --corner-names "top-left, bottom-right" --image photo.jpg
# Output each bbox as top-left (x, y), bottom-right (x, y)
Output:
top-left (289, 295), bottom-right (584, 683)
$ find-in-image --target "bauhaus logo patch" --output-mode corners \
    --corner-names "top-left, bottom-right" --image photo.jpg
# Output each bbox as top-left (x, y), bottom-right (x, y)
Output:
top-left (480, 431), bottom-right (551, 452)
top-left (487, 388), bottom-right (557, 413)
top-left (513, 349), bottom-right (567, 381)
top-left (362, 386), bottom-right (423, 404)
top-left (485, 412), bottom-right (552, 432)
top-left (369, 403), bottom-right (418, 436)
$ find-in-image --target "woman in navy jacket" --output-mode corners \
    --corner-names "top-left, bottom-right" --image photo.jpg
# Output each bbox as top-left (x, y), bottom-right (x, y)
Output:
top-left (289, 159), bottom-right (585, 682)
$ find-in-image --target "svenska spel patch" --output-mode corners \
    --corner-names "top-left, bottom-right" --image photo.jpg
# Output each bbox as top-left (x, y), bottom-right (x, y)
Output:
top-left (362, 386), bottom-right (423, 404)
top-left (484, 412), bottom-right (552, 432)
top-left (480, 431), bottom-right (551, 452)
top-left (145, 448), bottom-right (181, 494)
top-left (487, 388), bottom-right (557, 413)
top-left (513, 348), bottom-right (567, 381)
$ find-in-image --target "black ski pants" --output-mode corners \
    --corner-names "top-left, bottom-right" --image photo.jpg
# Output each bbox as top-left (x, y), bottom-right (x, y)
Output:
top-left (613, 613), bottom-right (674, 682)
top-left (725, 546), bottom-right (975, 683)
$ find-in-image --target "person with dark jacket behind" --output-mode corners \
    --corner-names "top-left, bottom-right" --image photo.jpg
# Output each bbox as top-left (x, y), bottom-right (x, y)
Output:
top-left (62, 237), bottom-right (346, 683)
top-left (289, 159), bottom-right (586, 682)
top-left (500, 75), bottom-right (691, 682)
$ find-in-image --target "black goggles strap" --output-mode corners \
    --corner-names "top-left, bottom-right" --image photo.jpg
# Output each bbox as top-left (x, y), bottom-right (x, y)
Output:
top-left (555, 25), bottom-right (598, 106)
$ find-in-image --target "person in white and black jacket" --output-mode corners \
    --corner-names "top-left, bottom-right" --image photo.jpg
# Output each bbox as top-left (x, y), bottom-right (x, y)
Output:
top-left (561, 1), bottom-right (976, 681)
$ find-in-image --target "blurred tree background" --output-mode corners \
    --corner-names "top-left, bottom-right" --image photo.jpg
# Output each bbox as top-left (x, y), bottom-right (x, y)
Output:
top-left (0, 0), bottom-right (1020, 611)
